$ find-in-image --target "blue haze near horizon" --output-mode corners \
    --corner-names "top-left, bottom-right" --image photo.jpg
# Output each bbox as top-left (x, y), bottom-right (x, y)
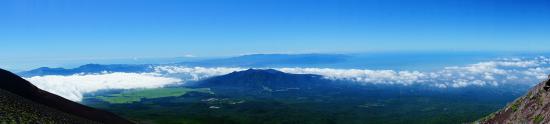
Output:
top-left (1, 0), bottom-right (549, 71)
top-left (9, 52), bottom-right (550, 73)
top-left (18, 52), bottom-right (550, 103)
top-left (0, 52), bottom-right (487, 72)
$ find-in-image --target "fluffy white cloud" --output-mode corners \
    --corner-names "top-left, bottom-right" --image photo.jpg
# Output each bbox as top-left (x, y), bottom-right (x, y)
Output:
top-left (277, 58), bottom-right (544, 88)
top-left (153, 66), bottom-right (245, 81)
top-left (25, 72), bottom-right (181, 101)
top-left (276, 68), bottom-right (426, 85)
top-left (151, 56), bottom-right (550, 88)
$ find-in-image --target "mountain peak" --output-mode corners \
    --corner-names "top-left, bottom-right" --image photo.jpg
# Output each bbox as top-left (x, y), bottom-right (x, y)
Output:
top-left (79, 63), bottom-right (103, 68)
top-left (197, 69), bottom-right (327, 90)
top-left (234, 68), bottom-right (285, 75)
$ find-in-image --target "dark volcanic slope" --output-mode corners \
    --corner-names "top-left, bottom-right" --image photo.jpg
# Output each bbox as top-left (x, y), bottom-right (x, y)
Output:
top-left (0, 88), bottom-right (97, 123)
top-left (479, 75), bottom-right (550, 124)
top-left (0, 69), bottom-right (133, 124)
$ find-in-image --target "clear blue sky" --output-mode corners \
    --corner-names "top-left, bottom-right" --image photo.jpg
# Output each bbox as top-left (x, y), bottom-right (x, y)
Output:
top-left (1, 0), bottom-right (549, 60)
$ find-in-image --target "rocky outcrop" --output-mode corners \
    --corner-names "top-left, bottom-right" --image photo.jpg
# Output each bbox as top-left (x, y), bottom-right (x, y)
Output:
top-left (478, 75), bottom-right (550, 124)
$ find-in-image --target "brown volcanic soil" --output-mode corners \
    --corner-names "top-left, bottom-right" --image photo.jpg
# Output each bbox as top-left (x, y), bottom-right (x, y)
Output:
top-left (0, 88), bottom-right (99, 123)
top-left (478, 76), bottom-right (550, 124)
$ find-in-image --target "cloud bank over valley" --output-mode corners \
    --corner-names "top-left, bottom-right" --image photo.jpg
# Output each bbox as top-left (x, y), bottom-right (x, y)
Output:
top-left (25, 72), bottom-right (181, 101)
top-left (23, 56), bottom-right (550, 101)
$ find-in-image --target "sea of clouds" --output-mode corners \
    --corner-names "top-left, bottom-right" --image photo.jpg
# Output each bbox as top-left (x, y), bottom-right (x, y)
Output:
top-left (24, 56), bottom-right (550, 101)
top-left (25, 72), bottom-right (182, 101)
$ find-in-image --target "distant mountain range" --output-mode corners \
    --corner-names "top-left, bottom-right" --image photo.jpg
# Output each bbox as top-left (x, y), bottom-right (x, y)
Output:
top-left (0, 69), bottom-right (133, 124)
top-left (178, 53), bottom-right (350, 67)
top-left (18, 54), bottom-right (350, 77)
top-left (16, 52), bottom-right (547, 77)
top-left (18, 64), bottom-right (153, 77)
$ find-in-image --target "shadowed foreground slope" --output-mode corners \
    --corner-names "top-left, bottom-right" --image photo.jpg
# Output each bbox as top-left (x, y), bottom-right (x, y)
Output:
top-left (0, 69), bottom-right (133, 124)
top-left (479, 76), bottom-right (550, 124)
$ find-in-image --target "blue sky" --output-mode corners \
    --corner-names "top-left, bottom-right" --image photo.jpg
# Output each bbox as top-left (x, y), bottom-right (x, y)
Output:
top-left (0, 0), bottom-right (549, 70)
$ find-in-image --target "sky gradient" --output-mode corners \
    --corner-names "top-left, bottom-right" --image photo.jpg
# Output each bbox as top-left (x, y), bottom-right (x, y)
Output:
top-left (1, 0), bottom-right (549, 70)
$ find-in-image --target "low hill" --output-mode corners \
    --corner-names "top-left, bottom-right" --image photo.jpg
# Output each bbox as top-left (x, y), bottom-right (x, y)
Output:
top-left (197, 69), bottom-right (330, 89)
top-left (0, 69), bottom-right (133, 124)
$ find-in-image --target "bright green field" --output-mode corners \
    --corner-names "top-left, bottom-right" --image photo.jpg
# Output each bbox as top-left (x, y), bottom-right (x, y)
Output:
top-left (96, 88), bottom-right (212, 104)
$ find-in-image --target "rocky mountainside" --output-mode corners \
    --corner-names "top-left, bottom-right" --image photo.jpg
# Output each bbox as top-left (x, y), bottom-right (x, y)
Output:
top-left (479, 75), bottom-right (550, 124)
top-left (0, 69), bottom-right (133, 124)
top-left (0, 88), bottom-right (98, 123)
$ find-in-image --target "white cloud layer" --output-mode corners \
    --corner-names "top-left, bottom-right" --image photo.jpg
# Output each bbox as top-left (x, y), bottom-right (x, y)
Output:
top-left (153, 56), bottom-right (550, 88)
top-left (24, 56), bottom-right (550, 101)
top-left (153, 66), bottom-right (246, 81)
top-left (25, 72), bottom-right (181, 101)
top-left (278, 56), bottom-right (550, 88)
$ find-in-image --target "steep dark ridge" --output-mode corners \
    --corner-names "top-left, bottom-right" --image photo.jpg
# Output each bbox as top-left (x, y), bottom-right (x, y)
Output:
top-left (0, 69), bottom-right (134, 124)
top-left (478, 75), bottom-right (550, 124)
